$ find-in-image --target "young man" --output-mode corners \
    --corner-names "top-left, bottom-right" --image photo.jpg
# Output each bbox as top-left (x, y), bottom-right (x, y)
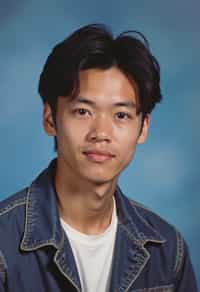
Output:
top-left (0, 24), bottom-right (197, 291)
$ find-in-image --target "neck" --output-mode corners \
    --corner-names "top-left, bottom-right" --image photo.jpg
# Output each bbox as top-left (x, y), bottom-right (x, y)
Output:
top-left (54, 160), bottom-right (117, 235)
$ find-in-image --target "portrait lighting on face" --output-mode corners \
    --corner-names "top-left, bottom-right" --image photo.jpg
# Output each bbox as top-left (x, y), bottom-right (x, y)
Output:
top-left (0, 23), bottom-right (197, 292)
top-left (38, 24), bottom-right (162, 151)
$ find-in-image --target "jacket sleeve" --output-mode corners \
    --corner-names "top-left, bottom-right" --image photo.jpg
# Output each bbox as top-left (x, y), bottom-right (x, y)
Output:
top-left (174, 231), bottom-right (198, 291)
top-left (0, 251), bottom-right (6, 292)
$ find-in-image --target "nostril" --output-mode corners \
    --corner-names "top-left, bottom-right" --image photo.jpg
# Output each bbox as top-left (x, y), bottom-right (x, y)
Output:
top-left (86, 129), bottom-right (111, 143)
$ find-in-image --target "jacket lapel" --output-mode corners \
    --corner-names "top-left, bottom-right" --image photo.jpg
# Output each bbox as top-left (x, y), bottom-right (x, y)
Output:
top-left (109, 188), bottom-right (166, 292)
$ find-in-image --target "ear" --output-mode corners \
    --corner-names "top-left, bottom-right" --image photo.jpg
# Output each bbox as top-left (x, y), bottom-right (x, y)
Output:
top-left (137, 114), bottom-right (150, 144)
top-left (43, 103), bottom-right (57, 136)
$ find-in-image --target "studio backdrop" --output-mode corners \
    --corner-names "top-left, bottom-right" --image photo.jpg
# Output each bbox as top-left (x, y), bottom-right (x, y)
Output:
top-left (0, 0), bottom-right (199, 287)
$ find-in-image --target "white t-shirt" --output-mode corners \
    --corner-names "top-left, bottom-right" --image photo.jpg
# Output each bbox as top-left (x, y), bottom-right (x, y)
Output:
top-left (61, 197), bottom-right (118, 292)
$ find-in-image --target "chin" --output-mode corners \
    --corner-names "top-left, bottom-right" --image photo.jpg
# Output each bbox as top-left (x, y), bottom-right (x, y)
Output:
top-left (83, 172), bottom-right (118, 186)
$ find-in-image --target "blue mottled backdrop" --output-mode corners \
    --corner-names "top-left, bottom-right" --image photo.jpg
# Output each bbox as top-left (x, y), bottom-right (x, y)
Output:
top-left (0, 0), bottom-right (199, 287)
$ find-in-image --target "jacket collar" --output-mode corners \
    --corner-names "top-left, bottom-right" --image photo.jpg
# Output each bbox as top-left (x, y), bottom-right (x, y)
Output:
top-left (115, 187), bottom-right (166, 246)
top-left (21, 159), bottom-right (63, 251)
top-left (21, 159), bottom-right (165, 251)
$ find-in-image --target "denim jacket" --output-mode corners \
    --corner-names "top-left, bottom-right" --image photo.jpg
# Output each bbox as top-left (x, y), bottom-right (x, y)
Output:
top-left (0, 160), bottom-right (197, 291)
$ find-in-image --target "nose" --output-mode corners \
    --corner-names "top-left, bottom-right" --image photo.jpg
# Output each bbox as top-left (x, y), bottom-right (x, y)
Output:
top-left (86, 115), bottom-right (113, 143)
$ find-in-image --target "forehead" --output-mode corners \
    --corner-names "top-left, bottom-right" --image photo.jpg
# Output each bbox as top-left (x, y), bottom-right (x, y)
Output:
top-left (77, 67), bottom-right (138, 106)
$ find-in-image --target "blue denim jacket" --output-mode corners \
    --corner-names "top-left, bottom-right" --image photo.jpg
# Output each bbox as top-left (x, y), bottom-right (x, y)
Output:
top-left (0, 160), bottom-right (197, 291)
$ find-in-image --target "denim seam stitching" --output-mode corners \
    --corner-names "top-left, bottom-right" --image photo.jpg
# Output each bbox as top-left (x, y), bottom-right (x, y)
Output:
top-left (54, 231), bottom-right (81, 292)
top-left (20, 187), bottom-right (34, 249)
top-left (130, 199), bottom-right (172, 231)
top-left (174, 230), bottom-right (184, 277)
top-left (20, 187), bottom-right (61, 250)
top-left (0, 198), bottom-right (26, 216)
top-left (116, 222), bottom-right (151, 292)
top-left (129, 200), bottom-right (166, 243)
top-left (133, 283), bottom-right (174, 291)
top-left (0, 250), bottom-right (7, 285)
top-left (118, 221), bottom-right (141, 246)
top-left (124, 247), bottom-right (150, 292)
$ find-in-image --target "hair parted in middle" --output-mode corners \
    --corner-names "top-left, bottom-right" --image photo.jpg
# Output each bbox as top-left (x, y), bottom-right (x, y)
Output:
top-left (39, 23), bottom-right (162, 117)
top-left (38, 24), bottom-right (162, 150)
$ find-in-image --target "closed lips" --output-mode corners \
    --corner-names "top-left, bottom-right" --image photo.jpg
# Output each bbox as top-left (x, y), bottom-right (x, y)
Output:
top-left (83, 150), bottom-right (115, 157)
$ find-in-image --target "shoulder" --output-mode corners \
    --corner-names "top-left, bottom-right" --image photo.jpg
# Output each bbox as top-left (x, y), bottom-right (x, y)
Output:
top-left (0, 188), bottom-right (27, 218)
top-left (0, 189), bottom-right (28, 284)
top-left (117, 189), bottom-right (182, 251)
top-left (130, 198), bottom-right (176, 234)
top-left (0, 188), bottom-right (28, 245)
top-left (126, 196), bottom-right (189, 278)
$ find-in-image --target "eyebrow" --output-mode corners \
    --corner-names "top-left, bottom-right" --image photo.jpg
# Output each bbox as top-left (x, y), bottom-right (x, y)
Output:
top-left (73, 96), bottom-right (137, 109)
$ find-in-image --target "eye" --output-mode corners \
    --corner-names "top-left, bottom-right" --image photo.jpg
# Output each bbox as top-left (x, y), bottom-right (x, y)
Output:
top-left (73, 108), bottom-right (91, 117)
top-left (115, 112), bottom-right (131, 120)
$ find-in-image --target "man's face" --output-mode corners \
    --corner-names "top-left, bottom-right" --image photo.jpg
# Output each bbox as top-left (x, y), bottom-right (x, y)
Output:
top-left (44, 67), bottom-right (149, 185)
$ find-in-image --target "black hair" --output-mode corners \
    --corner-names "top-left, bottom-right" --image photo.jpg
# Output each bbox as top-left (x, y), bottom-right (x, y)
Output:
top-left (38, 23), bottom-right (162, 150)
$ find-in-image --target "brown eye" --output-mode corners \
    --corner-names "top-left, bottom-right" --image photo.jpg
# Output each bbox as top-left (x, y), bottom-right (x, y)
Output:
top-left (115, 112), bottom-right (129, 120)
top-left (78, 108), bottom-right (88, 115)
top-left (74, 108), bottom-right (91, 116)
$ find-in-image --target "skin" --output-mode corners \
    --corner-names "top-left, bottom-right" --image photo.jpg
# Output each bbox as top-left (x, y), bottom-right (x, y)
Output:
top-left (43, 67), bottom-right (150, 235)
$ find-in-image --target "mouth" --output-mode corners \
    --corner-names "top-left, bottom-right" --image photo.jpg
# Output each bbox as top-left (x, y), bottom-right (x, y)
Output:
top-left (83, 150), bottom-right (116, 163)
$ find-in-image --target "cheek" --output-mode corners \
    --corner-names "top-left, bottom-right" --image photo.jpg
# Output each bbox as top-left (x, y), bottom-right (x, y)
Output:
top-left (124, 138), bottom-right (137, 157)
top-left (57, 119), bottom-right (87, 149)
top-left (116, 125), bottom-right (140, 146)
top-left (115, 128), bottom-right (139, 160)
